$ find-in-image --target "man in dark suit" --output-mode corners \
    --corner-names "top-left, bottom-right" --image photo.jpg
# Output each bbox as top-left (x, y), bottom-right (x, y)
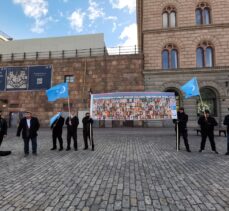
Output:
top-left (16, 111), bottom-right (40, 156)
top-left (50, 113), bottom-right (64, 151)
top-left (198, 110), bottom-right (218, 154)
top-left (65, 112), bottom-right (79, 151)
top-left (173, 107), bottom-right (191, 152)
top-left (82, 112), bottom-right (94, 151)
top-left (223, 111), bottom-right (229, 155)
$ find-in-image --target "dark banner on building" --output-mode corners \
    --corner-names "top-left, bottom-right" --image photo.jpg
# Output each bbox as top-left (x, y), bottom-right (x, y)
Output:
top-left (0, 68), bottom-right (6, 91)
top-left (0, 65), bottom-right (52, 91)
top-left (90, 92), bottom-right (177, 120)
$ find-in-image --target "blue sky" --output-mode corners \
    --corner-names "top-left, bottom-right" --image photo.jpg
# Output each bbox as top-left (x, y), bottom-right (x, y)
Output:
top-left (0, 0), bottom-right (137, 47)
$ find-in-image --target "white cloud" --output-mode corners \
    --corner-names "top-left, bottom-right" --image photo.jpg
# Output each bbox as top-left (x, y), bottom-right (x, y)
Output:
top-left (119, 23), bottom-right (137, 46)
top-left (68, 9), bottom-right (86, 32)
top-left (13, 0), bottom-right (48, 33)
top-left (109, 0), bottom-right (136, 13)
top-left (88, 0), bottom-right (105, 22)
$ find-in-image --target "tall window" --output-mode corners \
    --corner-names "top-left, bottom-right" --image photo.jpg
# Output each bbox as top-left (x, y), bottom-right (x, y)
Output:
top-left (162, 44), bottom-right (178, 69)
top-left (162, 6), bottom-right (177, 28)
top-left (196, 41), bottom-right (214, 67)
top-left (196, 3), bottom-right (211, 25)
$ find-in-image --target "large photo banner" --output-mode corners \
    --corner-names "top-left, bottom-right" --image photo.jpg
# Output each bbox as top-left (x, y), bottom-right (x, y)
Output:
top-left (90, 92), bottom-right (177, 120)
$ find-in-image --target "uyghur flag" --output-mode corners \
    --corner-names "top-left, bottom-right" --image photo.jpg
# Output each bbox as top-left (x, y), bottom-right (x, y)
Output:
top-left (180, 77), bottom-right (200, 98)
top-left (50, 112), bottom-right (61, 126)
top-left (46, 82), bottom-right (68, 102)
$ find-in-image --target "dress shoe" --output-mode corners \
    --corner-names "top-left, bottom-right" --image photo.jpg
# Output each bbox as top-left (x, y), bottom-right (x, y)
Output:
top-left (199, 149), bottom-right (202, 152)
top-left (187, 149), bottom-right (191, 152)
top-left (225, 152), bottom-right (229, 155)
top-left (74, 148), bottom-right (78, 151)
top-left (50, 147), bottom-right (57, 150)
top-left (32, 152), bottom-right (37, 156)
top-left (214, 150), bottom-right (219, 154)
top-left (83, 147), bottom-right (88, 150)
top-left (66, 148), bottom-right (71, 151)
top-left (59, 148), bottom-right (63, 151)
top-left (24, 154), bottom-right (29, 157)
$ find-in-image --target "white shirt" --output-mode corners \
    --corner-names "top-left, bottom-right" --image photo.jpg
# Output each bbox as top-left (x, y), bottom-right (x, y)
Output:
top-left (26, 119), bottom-right (31, 128)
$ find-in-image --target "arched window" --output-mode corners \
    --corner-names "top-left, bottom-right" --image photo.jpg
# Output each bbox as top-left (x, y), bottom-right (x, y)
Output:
top-left (196, 41), bottom-right (214, 67)
top-left (197, 88), bottom-right (217, 116)
top-left (195, 3), bottom-right (211, 25)
top-left (162, 6), bottom-right (177, 28)
top-left (162, 44), bottom-right (178, 69)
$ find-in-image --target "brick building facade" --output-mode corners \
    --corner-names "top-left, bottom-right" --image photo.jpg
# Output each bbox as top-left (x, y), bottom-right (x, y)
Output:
top-left (137, 0), bottom-right (229, 127)
top-left (0, 54), bottom-right (143, 127)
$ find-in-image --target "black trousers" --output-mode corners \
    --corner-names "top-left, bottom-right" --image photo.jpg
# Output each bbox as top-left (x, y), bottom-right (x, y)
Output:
top-left (0, 134), bottom-right (4, 146)
top-left (200, 131), bottom-right (216, 151)
top-left (83, 131), bottom-right (94, 149)
top-left (52, 132), bottom-right (63, 149)
top-left (23, 137), bottom-right (37, 154)
top-left (176, 129), bottom-right (190, 151)
top-left (67, 132), bottom-right (77, 149)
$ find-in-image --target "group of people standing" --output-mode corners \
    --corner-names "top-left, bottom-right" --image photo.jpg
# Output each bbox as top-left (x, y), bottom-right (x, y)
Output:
top-left (0, 111), bottom-right (94, 157)
top-left (0, 108), bottom-right (229, 156)
top-left (50, 112), bottom-right (94, 152)
top-left (174, 107), bottom-right (229, 155)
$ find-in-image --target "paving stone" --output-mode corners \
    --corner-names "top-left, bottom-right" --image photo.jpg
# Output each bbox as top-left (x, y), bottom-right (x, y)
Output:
top-left (0, 128), bottom-right (228, 210)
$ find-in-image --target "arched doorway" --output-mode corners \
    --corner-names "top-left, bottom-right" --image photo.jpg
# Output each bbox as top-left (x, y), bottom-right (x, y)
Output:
top-left (197, 87), bottom-right (218, 116)
top-left (165, 88), bottom-right (182, 110)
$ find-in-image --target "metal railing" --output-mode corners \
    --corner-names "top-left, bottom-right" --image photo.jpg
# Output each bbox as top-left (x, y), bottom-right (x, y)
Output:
top-left (0, 45), bottom-right (140, 62)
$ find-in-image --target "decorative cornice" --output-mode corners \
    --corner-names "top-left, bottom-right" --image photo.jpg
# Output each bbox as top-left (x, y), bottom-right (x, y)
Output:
top-left (143, 23), bottom-right (229, 35)
top-left (143, 66), bottom-right (229, 75)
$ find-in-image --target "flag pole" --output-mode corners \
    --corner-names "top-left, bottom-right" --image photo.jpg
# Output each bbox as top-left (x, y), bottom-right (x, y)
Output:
top-left (68, 96), bottom-right (71, 117)
top-left (176, 122), bottom-right (179, 151)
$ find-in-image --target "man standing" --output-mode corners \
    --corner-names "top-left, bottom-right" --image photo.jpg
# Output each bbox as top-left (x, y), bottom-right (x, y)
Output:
top-left (50, 113), bottom-right (64, 151)
top-left (0, 110), bottom-right (7, 147)
top-left (173, 107), bottom-right (191, 152)
top-left (16, 111), bottom-right (40, 156)
top-left (82, 112), bottom-right (94, 151)
top-left (223, 112), bottom-right (229, 155)
top-left (198, 110), bottom-right (218, 154)
top-left (65, 112), bottom-right (79, 151)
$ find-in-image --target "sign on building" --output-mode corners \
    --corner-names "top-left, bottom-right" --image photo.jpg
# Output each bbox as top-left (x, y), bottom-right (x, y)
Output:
top-left (90, 92), bottom-right (177, 120)
top-left (0, 65), bottom-right (52, 91)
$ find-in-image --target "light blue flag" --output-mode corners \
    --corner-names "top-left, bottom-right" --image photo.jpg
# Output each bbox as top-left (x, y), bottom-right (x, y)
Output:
top-left (180, 77), bottom-right (200, 98)
top-left (46, 82), bottom-right (68, 102)
top-left (50, 112), bottom-right (61, 126)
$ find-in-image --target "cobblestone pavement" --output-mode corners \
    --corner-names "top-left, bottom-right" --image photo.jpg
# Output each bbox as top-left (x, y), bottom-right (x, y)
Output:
top-left (0, 128), bottom-right (228, 211)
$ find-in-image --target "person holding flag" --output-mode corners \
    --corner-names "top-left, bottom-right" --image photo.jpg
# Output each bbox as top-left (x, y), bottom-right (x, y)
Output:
top-left (65, 111), bottom-right (79, 151)
top-left (50, 112), bottom-right (65, 151)
top-left (198, 110), bottom-right (218, 154)
top-left (173, 107), bottom-right (191, 152)
top-left (82, 112), bottom-right (94, 151)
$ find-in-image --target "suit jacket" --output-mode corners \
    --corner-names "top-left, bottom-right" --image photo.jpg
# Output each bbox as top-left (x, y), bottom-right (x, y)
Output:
top-left (82, 116), bottom-right (93, 133)
top-left (223, 114), bottom-right (229, 132)
top-left (0, 117), bottom-right (7, 135)
top-left (198, 115), bottom-right (218, 132)
top-left (17, 117), bottom-right (40, 139)
top-left (173, 112), bottom-right (188, 132)
top-left (65, 116), bottom-right (79, 132)
top-left (51, 116), bottom-right (64, 134)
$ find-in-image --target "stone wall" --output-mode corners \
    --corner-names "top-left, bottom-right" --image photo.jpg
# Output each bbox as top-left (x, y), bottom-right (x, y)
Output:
top-left (0, 54), bottom-right (144, 126)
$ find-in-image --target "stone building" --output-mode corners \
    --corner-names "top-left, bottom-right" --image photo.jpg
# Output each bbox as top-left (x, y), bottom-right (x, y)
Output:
top-left (0, 34), bottom-right (143, 127)
top-left (137, 0), bottom-right (229, 127)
